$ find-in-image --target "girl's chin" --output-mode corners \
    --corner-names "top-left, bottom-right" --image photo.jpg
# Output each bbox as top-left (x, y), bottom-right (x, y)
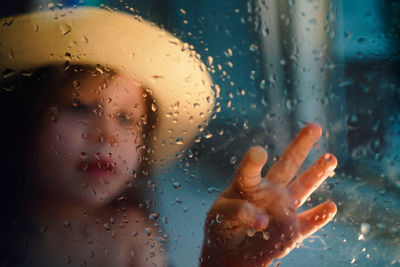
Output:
top-left (76, 182), bottom-right (128, 208)
top-left (32, 171), bottom-right (130, 208)
top-left (74, 192), bottom-right (117, 209)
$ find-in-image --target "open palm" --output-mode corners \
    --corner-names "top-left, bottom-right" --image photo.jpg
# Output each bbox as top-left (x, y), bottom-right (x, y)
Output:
top-left (201, 124), bottom-right (337, 267)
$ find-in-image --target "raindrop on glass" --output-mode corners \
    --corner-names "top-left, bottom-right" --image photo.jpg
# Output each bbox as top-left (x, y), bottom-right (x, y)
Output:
top-left (262, 231), bottom-right (270, 240)
top-left (151, 103), bottom-right (157, 112)
top-left (60, 23), bottom-right (72, 36)
top-left (246, 227), bottom-right (256, 237)
top-left (144, 227), bottom-right (152, 236)
top-left (172, 181), bottom-right (181, 190)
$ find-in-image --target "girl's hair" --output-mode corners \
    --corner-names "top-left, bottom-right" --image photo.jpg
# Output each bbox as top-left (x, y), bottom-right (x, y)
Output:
top-left (0, 65), bottom-right (58, 263)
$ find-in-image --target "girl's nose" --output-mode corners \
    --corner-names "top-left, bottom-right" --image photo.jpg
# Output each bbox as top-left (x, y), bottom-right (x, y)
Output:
top-left (87, 130), bottom-right (119, 146)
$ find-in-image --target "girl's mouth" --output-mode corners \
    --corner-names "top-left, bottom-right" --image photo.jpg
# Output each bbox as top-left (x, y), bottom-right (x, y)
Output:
top-left (79, 157), bottom-right (116, 178)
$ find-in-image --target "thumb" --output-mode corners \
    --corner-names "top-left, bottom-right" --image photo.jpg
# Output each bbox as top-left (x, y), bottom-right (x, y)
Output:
top-left (234, 146), bottom-right (268, 194)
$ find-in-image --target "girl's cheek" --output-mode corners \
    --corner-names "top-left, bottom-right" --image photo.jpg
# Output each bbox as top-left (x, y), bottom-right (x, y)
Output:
top-left (34, 113), bottom-right (83, 164)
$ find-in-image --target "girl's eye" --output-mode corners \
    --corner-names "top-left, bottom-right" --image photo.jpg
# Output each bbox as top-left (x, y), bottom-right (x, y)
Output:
top-left (118, 112), bottom-right (134, 125)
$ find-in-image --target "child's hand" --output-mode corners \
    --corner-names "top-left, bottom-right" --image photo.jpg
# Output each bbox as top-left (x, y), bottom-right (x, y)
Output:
top-left (201, 124), bottom-right (337, 267)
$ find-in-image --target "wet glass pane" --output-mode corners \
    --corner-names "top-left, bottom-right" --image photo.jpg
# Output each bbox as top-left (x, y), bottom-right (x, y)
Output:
top-left (1, 0), bottom-right (399, 266)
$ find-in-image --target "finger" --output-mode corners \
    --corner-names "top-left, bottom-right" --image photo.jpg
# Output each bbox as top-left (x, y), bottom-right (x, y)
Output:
top-left (297, 200), bottom-right (337, 238)
top-left (266, 123), bottom-right (322, 186)
top-left (288, 153), bottom-right (337, 208)
top-left (234, 146), bottom-right (268, 193)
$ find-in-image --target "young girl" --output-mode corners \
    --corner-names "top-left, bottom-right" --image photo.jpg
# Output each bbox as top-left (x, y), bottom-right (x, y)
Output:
top-left (1, 65), bottom-right (168, 266)
top-left (0, 8), bottom-right (337, 267)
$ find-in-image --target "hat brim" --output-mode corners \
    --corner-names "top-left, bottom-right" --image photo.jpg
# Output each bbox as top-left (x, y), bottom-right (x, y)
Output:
top-left (0, 7), bottom-right (214, 163)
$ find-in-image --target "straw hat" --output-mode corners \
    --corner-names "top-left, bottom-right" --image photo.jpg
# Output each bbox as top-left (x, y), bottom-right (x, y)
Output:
top-left (0, 7), bottom-right (214, 163)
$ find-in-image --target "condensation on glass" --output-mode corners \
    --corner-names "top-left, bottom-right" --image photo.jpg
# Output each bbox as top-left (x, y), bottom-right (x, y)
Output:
top-left (0, 0), bottom-right (399, 266)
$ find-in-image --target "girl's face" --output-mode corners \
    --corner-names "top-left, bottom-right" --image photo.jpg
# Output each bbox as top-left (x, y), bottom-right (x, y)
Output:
top-left (29, 72), bottom-right (147, 207)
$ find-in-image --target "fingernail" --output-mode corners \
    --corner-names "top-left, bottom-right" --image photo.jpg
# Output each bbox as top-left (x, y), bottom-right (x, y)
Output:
top-left (322, 153), bottom-right (338, 166)
top-left (305, 122), bottom-right (322, 136)
top-left (254, 213), bottom-right (268, 230)
top-left (322, 153), bottom-right (332, 162)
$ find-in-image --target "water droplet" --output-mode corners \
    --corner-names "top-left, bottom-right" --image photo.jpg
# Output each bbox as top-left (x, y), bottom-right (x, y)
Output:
top-left (246, 227), bottom-right (256, 237)
top-left (175, 137), bottom-right (184, 145)
top-left (82, 35), bottom-right (89, 43)
top-left (149, 213), bottom-right (160, 220)
top-left (208, 56), bottom-right (214, 66)
top-left (230, 156), bottom-right (237, 165)
top-left (249, 44), bottom-right (259, 51)
top-left (144, 227), bottom-right (152, 236)
top-left (172, 181), bottom-right (181, 189)
top-left (357, 37), bottom-right (366, 44)
top-left (72, 98), bottom-right (80, 107)
top-left (151, 103), bottom-right (157, 112)
top-left (179, 8), bottom-right (186, 15)
top-left (103, 223), bottom-right (111, 231)
top-left (48, 2), bottom-right (55, 10)
top-left (7, 49), bottom-right (14, 60)
top-left (285, 99), bottom-right (292, 111)
top-left (187, 149), bottom-right (193, 158)
top-left (360, 223), bottom-right (370, 235)
top-left (21, 71), bottom-right (33, 77)
top-left (81, 163), bottom-right (88, 171)
top-left (262, 27), bottom-right (270, 36)
top-left (207, 187), bottom-right (221, 194)
top-left (215, 214), bottom-right (224, 223)
top-left (204, 132), bottom-right (213, 139)
top-left (132, 229), bottom-right (138, 236)
top-left (3, 69), bottom-right (15, 79)
top-left (60, 23), bottom-right (71, 36)
top-left (344, 30), bottom-right (352, 42)
top-left (156, 237), bottom-right (167, 243)
top-left (181, 42), bottom-right (189, 51)
top-left (262, 231), bottom-right (270, 240)
top-left (64, 52), bottom-right (72, 60)
top-left (3, 16), bottom-right (14, 26)
top-left (80, 152), bottom-right (88, 160)
top-left (72, 80), bottom-right (80, 89)
top-left (3, 85), bottom-right (14, 92)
